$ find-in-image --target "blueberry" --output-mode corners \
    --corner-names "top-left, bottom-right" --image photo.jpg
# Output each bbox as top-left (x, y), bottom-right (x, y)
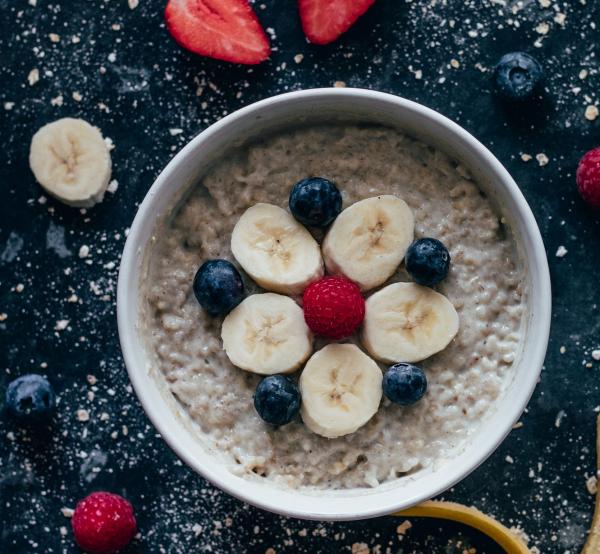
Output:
top-left (494, 52), bottom-right (543, 101)
top-left (289, 177), bottom-right (342, 227)
top-left (193, 259), bottom-right (244, 316)
top-left (254, 375), bottom-right (301, 426)
top-left (405, 238), bottom-right (450, 286)
top-left (383, 363), bottom-right (427, 406)
top-left (5, 374), bottom-right (56, 420)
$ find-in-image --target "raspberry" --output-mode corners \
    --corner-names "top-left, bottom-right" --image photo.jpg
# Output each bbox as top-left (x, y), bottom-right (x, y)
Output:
top-left (71, 492), bottom-right (136, 554)
top-left (576, 147), bottom-right (600, 208)
top-left (303, 276), bottom-right (365, 339)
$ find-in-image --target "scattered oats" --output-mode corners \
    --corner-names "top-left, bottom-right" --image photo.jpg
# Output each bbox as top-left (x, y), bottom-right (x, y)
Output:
top-left (265, 549), bottom-right (276, 554)
top-left (333, 81), bottom-right (346, 88)
top-left (108, 52), bottom-right (117, 63)
top-left (587, 476), bottom-right (598, 495)
top-left (67, 294), bottom-right (78, 303)
top-left (592, 350), bottom-right (600, 361)
top-left (100, 412), bottom-right (110, 421)
top-left (38, 195), bottom-right (47, 204)
top-left (579, 69), bottom-right (589, 80)
top-left (169, 128), bottom-right (184, 136)
top-left (107, 180), bottom-right (119, 193)
top-left (585, 105), bottom-right (599, 121)
top-left (72, 91), bottom-right (83, 102)
top-left (521, 153), bottom-right (532, 162)
top-left (536, 153), bottom-right (549, 166)
top-left (29, 0), bottom-right (37, 5)
top-left (77, 409), bottom-right (90, 422)
top-left (128, 0), bottom-right (139, 8)
top-left (351, 543), bottom-right (370, 554)
top-left (414, 69), bottom-right (423, 79)
top-left (468, 29), bottom-right (478, 38)
top-left (87, 375), bottom-right (97, 385)
top-left (122, 425), bottom-right (129, 435)
top-left (104, 137), bottom-right (115, 151)
top-left (560, 345), bottom-right (566, 354)
top-left (555, 409), bottom-right (566, 427)
top-left (450, 59), bottom-right (460, 69)
top-left (78, 245), bottom-right (90, 258)
top-left (538, 0), bottom-right (551, 6)
top-left (60, 527), bottom-right (68, 537)
top-left (50, 94), bottom-right (64, 106)
top-left (0, 313), bottom-right (7, 321)
top-left (7, 431), bottom-right (16, 441)
top-left (555, 245), bottom-right (568, 257)
top-left (99, 66), bottom-right (107, 74)
top-left (4, 101), bottom-right (15, 110)
top-left (535, 22), bottom-right (550, 35)
top-left (61, 507), bottom-right (74, 518)
top-left (54, 319), bottom-right (69, 331)
top-left (27, 68), bottom-right (40, 85)
top-left (49, 33), bottom-right (60, 42)
top-left (505, 455), bottom-right (514, 464)
top-left (111, 23), bottom-right (121, 31)
top-left (396, 520), bottom-right (412, 535)
top-left (15, 283), bottom-right (24, 293)
top-left (554, 13), bottom-right (566, 25)
top-left (72, 35), bottom-right (81, 43)
top-left (192, 523), bottom-right (203, 537)
top-left (293, 53), bottom-right (304, 64)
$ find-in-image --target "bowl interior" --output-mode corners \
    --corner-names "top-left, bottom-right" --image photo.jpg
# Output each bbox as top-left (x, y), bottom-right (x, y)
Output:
top-left (117, 89), bottom-right (550, 520)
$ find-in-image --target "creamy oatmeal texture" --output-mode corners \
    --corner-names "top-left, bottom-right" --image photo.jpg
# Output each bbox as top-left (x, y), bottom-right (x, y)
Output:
top-left (144, 125), bottom-right (525, 489)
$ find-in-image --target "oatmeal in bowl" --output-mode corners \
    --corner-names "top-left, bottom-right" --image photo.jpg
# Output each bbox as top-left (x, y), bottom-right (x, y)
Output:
top-left (118, 89), bottom-right (551, 519)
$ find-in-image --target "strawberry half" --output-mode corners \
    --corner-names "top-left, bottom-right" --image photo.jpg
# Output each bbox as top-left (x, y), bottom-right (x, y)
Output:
top-left (298, 0), bottom-right (376, 45)
top-left (165, 0), bottom-right (271, 65)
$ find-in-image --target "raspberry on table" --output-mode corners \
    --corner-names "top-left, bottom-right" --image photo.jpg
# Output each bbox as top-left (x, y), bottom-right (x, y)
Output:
top-left (302, 276), bottom-right (365, 340)
top-left (71, 492), bottom-right (137, 554)
top-left (576, 147), bottom-right (600, 208)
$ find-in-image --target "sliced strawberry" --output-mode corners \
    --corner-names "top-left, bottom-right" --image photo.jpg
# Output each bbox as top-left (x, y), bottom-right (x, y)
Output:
top-left (165, 0), bottom-right (271, 64)
top-left (298, 0), bottom-right (376, 45)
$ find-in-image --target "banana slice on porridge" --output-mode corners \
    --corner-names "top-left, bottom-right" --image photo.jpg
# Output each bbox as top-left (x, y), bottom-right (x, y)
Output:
top-left (231, 203), bottom-right (323, 295)
top-left (322, 195), bottom-right (414, 291)
top-left (362, 282), bottom-right (459, 364)
top-left (300, 343), bottom-right (383, 439)
top-left (221, 293), bottom-right (313, 375)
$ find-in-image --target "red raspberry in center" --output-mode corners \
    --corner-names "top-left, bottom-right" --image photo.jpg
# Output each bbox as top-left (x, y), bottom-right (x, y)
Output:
top-left (576, 146), bottom-right (600, 208)
top-left (71, 492), bottom-right (137, 554)
top-left (303, 276), bottom-right (365, 339)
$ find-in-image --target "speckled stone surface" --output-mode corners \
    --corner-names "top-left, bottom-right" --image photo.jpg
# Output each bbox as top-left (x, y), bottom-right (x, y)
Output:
top-left (1, 1), bottom-right (600, 553)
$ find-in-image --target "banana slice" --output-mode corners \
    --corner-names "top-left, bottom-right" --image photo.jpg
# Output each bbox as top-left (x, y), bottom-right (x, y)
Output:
top-left (231, 203), bottom-right (323, 295)
top-left (322, 195), bottom-right (414, 291)
top-left (221, 293), bottom-right (313, 375)
top-left (362, 282), bottom-right (459, 364)
top-left (29, 118), bottom-right (112, 208)
top-left (299, 343), bottom-right (382, 438)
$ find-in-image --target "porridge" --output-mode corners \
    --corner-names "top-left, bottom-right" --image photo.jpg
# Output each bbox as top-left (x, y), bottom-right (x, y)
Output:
top-left (143, 124), bottom-right (525, 489)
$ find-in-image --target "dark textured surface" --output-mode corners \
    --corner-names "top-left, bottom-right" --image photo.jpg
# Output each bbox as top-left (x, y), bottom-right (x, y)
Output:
top-left (1, 1), bottom-right (600, 552)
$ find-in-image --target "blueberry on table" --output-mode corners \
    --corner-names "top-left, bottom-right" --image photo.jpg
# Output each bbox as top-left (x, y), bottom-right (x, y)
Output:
top-left (383, 363), bottom-right (427, 406)
top-left (289, 177), bottom-right (342, 227)
top-left (405, 238), bottom-right (450, 286)
top-left (494, 52), bottom-right (543, 101)
top-left (193, 259), bottom-right (244, 316)
top-left (254, 375), bottom-right (301, 426)
top-left (5, 374), bottom-right (56, 420)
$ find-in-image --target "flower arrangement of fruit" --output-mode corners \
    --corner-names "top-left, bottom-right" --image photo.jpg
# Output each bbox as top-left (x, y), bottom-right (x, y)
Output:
top-left (192, 177), bottom-right (459, 438)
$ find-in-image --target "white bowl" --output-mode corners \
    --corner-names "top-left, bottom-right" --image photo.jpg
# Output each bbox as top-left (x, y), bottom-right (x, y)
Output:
top-left (117, 88), bottom-right (551, 521)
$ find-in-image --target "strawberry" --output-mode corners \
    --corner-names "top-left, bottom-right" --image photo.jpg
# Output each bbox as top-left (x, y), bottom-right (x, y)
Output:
top-left (165, 0), bottom-right (271, 65)
top-left (298, 0), bottom-right (376, 45)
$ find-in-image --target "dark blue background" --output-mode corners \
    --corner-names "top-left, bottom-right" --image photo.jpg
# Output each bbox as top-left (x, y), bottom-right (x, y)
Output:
top-left (2, 1), bottom-right (600, 552)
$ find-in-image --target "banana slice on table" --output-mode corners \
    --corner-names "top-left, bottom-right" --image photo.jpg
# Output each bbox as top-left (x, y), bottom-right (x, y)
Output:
top-left (231, 203), bottom-right (323, 295)
top-left (322, 195), bottom-right (414, 291)
top-left (221, 293), bottom-right (313, 375)
top-left (29, 118), bottom-right (112, 208)
top-left (300, 343), bottom-right (383, 438)
top-left (362, 282), bottom-right (459, 364)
